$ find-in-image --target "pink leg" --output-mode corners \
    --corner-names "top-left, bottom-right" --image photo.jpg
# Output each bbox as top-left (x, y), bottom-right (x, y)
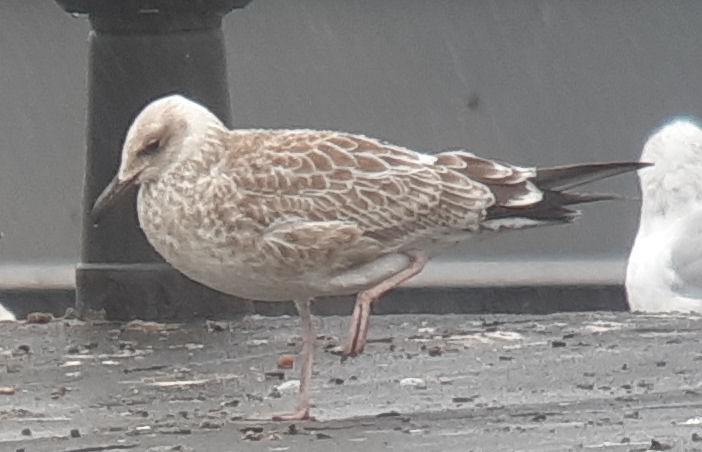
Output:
top-left (247, 299), bottom-right (316, 421)
top-left (342, 251), bottom-right (429, 356)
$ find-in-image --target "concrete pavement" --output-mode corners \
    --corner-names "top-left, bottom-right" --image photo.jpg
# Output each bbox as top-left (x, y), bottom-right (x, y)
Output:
top-left (2, 311), bottom-right (702, 451)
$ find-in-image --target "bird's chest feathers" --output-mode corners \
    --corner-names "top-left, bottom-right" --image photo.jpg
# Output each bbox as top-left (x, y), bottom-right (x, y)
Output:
top-left (136, 172), bottom-right (254, 261)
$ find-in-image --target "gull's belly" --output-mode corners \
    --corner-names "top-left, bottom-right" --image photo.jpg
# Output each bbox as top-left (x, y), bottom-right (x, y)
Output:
top-left (146, 235), bottom-right (414, 301)
top-left (140, 217), bottom-right (414, 302)
top-left (171, 254), bottom-right (326, 301)
top-left (141, 227), bottom-right (335, 301)
top-left (136, 182), bottom-right (415, 302)
top-left (135, 189), bottom-right (323, 300)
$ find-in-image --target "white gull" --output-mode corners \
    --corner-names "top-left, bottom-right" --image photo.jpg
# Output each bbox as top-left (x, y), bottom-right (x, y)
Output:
top-left (627, 119), bottom-right (702, 313)
top-left (0, 303), bottom-right (14, 321)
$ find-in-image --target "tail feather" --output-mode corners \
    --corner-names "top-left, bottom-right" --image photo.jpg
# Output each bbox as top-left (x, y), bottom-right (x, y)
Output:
top-left (484, 161), bottom-right (648, 225)
top-left (486, 191), bottom-right (619, 222)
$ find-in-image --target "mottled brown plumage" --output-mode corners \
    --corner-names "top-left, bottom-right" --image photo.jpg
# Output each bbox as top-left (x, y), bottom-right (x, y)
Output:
top-left (93, 94), bottom-right (646, 420)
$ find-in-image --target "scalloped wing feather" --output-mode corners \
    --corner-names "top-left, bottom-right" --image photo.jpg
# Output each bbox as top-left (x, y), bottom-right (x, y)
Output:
top-left (218, 130), bottom-right (499, 250)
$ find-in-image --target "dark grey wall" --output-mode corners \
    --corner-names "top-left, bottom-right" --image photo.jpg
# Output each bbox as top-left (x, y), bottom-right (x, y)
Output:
top-left (2, 1), bottom-right (702, 264)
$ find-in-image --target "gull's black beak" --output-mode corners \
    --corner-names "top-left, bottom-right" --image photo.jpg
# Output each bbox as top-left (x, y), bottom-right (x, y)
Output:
top-left (91, 175), bottom-right (137, 224)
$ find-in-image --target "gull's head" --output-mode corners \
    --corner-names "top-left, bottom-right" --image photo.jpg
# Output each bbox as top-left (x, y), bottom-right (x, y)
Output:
top-left (642, 119), bottom-right (702, 166)
top-left (639, 118), bottom-right (702, 220)
top-left (91, 95), bottom-right (225, 222)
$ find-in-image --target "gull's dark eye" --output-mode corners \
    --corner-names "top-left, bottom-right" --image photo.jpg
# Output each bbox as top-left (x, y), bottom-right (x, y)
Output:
top-left (140, 140), bottom-right (160, 156)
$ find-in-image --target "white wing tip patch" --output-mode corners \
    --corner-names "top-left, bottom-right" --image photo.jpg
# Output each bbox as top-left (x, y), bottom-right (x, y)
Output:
top-left (481, 217), bottom-right (552, 231)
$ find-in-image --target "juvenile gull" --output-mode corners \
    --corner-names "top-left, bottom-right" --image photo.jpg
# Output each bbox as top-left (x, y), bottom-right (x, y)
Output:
top-left (627, 119), bottom-right (702, 313)
top-left (93, 94), bottom-right (646, 419)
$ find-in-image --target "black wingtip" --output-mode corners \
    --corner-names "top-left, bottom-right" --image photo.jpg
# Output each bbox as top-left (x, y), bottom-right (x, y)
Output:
top-left (559, 191), bottom-right (621, 205)
top-left (536, 161), bottom-right (651, 191)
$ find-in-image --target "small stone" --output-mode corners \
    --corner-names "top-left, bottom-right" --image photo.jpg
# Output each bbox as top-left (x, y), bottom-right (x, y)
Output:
top-left (146, 446), bottom-right (194, 452)
top-left (220, 399), bottom-right (240, 408)
top-left (243, 431), bottom-right (264, 441)
top-left (61, 360), bottom-right (82, 368)
top-left (328, 377), bottom-right (344, 385)
top-left (0, 386), bottom-right (16, 395)
top-left (26, 312), bottom-right (53, 324)
top-left (264, 371), bottom-right (285, 381)
top-left (70, 428), bottom-right (81, 438)
top-left (427, 346), bottom-right (442, 357)
top-left (21, 428), bottom-right (31, 436)
top-left (551, 340), bottom-right (566, 348)
top-left (206, 320), bottom-right (228, 332)
top-left (124, 320), bottom-right (169, 332)
top-left (184, 343), bottom-right (204, 351)
top-left (132, 409), bottom-right (149, 418)
top-left (637, 380), bottom-right (654, 390)
top-left (649, 439), bottom-right (672, 450)
top-left (531, 413), bottom-right (547, 422)
top-left (241, 426), bottom-right (264, 441)
top-left (65, 344), bottom-right (81, 354)
top-left (327, 345), bottom-right (344, 355)
top-left (692, 432), bottom-right (702, 442)
top-left (246, 393), bottom-right (263, 402)
top-left (199, 420), bottom-right (221, 429)
top-left (12, 344), bottom-right (30, 356)
top-left (277, 354), bottom-right (294, 369)
top-left (399, 378), bottom-right (427, 389)
top-left (274, 380), bottom-right (300, 394)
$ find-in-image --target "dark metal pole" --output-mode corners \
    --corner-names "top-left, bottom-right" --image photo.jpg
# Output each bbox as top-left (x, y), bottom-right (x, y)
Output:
top-left (55, 0), bottom-right (254, 320)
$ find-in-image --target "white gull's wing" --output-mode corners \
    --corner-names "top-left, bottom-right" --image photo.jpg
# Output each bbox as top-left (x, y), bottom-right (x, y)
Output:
top-left (669, 208), bottom-right (702, 299)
